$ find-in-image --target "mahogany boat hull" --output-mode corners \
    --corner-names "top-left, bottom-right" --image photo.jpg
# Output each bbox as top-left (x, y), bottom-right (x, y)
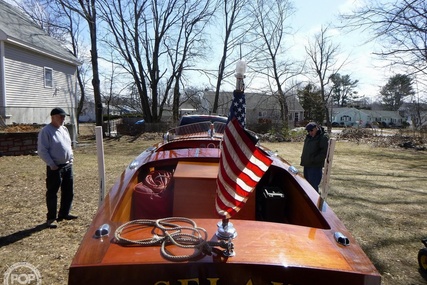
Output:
top-left (68, 135), bottom-right (381, 285)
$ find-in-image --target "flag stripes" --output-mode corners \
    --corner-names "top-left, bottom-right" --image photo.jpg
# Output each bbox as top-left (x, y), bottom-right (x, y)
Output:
top-left (215, 118), bottom-right (272, 218)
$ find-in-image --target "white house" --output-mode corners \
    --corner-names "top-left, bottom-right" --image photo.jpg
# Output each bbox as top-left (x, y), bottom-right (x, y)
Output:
top-left (0, 1), bottom-right (80, 134)
top-left (331, 107), bottom-right (403, 127)
top-left (196, 91), bottom-right (305, 127)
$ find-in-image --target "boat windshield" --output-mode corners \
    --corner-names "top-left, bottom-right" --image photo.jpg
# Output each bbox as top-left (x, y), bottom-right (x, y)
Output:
top-left (165, 121), bottom-right (226, 141)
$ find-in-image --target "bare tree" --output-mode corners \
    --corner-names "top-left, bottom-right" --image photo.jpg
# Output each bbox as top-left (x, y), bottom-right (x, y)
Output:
top-left (247, 0), bottom-right (300, 128)
top-left (167, 0), bottom-right (216, 123)
top-left (101, 51), bottom-right (126, 136)
top-left (305, 26), bottom-right (346, 131)
top-left (409, 91), bottom-right (427, 129)
top-left (341, 0), bottom-right (427, 77)
top-left (17, 0), bottom-right (67, 39)
top-left (211, 0), bottom-right (251, 114)
top-left (180, 87), bottom-right (205, 112)
top-left (99, 0), bottom-right (215, 123)
top-left (57, 3), bottom-right (92, 124)
top-left (52, 0), bottom-right (103, 128)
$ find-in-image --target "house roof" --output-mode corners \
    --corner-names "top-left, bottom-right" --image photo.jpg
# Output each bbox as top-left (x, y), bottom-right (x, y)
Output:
top-left (363, 110), bottom-right (402, 119)
top-left (202, 91), bottom-right (304, 112)
top-left (0, 0), bottom-right (79, 66)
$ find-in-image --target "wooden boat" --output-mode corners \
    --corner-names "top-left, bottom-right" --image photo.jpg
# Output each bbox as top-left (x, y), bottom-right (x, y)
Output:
top-left (69, 67), bottom-right (381, 285)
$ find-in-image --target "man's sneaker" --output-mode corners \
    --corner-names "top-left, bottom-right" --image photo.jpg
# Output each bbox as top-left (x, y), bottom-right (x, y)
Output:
top-left (46, 219), bottom-right (58, 229)
top-left (57, 214), bottom-right (78, 221)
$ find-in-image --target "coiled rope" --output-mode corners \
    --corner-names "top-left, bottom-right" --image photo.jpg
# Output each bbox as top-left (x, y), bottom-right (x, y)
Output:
top-left (143, 170), bottom-right (172, 193)
top-left (114, 217), bottom-right (233, 261)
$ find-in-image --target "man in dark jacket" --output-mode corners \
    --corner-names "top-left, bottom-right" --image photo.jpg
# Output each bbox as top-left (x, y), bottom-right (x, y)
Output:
top-left (300, 122), bottom-right (329, 192)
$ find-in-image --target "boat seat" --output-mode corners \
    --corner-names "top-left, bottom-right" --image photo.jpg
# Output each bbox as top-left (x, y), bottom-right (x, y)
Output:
top-left (172, 161), bottom-right (255, 220)
top-left (131, 170), bottom-right (174, 219)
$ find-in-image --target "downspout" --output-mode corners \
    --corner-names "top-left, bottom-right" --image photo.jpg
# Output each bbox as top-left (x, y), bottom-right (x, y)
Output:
top-left (71, 70), bottom-right (78, 147)
top-left (0, 41), bottom-right (6, 121)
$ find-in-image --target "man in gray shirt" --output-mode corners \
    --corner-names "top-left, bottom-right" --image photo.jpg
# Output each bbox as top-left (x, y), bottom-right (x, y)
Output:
top-left (38, 107), bottom-right (77, 228)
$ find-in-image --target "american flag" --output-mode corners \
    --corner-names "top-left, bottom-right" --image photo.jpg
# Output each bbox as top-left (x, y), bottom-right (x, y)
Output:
top-left (227, 90), bottom-right (246, 127)
top-left (215, 91), bottom-right (273, 219)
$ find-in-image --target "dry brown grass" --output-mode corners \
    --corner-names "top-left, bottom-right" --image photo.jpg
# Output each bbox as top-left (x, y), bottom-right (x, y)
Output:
top-left (267, 141), bottom-right (427, 285)
top-left (1, 125), bottom-right (426, 285)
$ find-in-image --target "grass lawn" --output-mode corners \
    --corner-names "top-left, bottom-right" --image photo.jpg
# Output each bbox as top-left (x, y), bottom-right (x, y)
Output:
top-left (0, 130), bottom-right (426, 285)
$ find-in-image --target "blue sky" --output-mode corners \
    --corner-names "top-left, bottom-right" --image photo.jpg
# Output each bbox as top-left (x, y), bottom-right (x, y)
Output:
top-left (5, 0), bottom-right (391, 100)
top-left (290, 0), bottom-right (390, 100)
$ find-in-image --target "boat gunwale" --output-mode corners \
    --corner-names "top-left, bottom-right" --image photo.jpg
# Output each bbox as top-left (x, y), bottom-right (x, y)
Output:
top-left (68, 131), bottom-right (381, 285)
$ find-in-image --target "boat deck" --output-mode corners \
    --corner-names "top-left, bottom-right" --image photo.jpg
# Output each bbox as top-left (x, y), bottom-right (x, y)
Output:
top-left (68, 138), bottom-right (381, 285)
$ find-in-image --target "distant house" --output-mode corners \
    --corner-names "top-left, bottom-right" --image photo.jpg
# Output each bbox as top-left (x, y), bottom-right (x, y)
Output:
top-left (0, 1), bottom-right (80, 134)
top-left (190, 91), bottom-right (305, 127)
top-left (331, 107), bottom-right (403, 127)
top-left (79, 101), bottom-right (96, 123)
top-left (399, 102), bottom-right (427, 129)
top-left (79, 100), bottom-right (139, 123)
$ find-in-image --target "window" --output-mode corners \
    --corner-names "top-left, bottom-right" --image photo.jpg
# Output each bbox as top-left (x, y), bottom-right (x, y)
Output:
top-left (341, 115), bottom-right (351, 122)
top-left (44, 67), bottom-right (53, 88)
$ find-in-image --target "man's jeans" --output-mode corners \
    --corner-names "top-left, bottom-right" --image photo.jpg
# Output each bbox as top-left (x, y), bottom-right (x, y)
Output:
top-left (303, 167), bottom-right (322, 193)
top-left (46, 164), bottom-right (73, 220)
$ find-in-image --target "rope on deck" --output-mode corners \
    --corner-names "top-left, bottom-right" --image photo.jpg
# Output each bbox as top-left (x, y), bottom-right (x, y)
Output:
top-left (114, 217), bottom-right (233, 261)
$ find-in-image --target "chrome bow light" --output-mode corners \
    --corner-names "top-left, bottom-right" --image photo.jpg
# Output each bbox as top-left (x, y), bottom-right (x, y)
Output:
top-left (235, 60), bottom-right (247, 91)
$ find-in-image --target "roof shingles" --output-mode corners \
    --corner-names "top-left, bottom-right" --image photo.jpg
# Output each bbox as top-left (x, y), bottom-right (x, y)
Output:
top-left (0, 0), bottom-right (79, 65)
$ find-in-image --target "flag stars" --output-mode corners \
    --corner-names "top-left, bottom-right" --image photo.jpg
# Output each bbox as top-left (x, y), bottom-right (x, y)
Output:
top-left (229, 91), bottom-right (247, 128)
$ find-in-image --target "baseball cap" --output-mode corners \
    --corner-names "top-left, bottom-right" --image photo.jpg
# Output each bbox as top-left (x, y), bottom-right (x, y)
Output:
top-left (50, 107), bottom-right (69, 116)
top-left (305, 122), bottom-right (317, 131)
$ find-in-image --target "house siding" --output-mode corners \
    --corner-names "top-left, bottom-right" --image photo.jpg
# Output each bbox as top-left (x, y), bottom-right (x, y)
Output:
top-left (0, 42), bottom-right (5, 120)
top-left (200, 91), bottom-right (304, 126)
top-left (331, 107), bottom-right (403, 127)
top-left (3, 43), bottom-right (77, 124)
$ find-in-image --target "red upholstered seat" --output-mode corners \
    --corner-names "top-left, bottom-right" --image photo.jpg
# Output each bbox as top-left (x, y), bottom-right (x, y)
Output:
top-left (131, 170), bottom-right (173, 219)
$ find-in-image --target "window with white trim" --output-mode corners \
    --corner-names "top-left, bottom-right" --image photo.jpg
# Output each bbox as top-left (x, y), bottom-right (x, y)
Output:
top-left (341, 115), bottom-right (351, 122)
top-left (44, 67), bottom-right (53, 88)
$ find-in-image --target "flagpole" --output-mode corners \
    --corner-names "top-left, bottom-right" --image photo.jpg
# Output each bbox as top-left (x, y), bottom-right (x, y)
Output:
top-left (215, 60), bottom-right (247, 240)
top-left (216, 218), bottom-right (237, 240)
top-left (321, 138), bottom-right (336, 200)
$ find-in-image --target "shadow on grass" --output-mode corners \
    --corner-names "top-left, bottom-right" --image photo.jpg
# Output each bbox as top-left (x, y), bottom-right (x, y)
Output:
top-left (0, 223), bottom-right (47, 248)
top-left (326, 158), bottom-right (427, 282)
top-left (360, 235), bottom-right (424, 274)
top-left (128, 133), bottom-right (143, 142)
